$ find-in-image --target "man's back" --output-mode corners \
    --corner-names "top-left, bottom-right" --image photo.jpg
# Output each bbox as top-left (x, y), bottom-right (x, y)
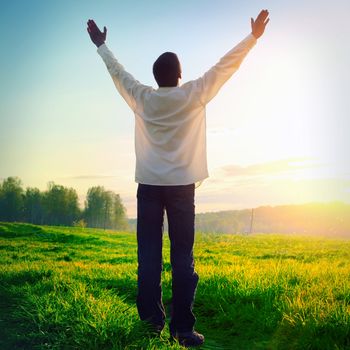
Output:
top-left (97, 34), bottom-right (257, 185)
top-left (135, 85), bottom-right (207, 185)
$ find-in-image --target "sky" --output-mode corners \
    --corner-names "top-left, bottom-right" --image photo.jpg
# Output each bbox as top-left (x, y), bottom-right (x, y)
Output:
top-left (1, 0), bottom-right (349, 218)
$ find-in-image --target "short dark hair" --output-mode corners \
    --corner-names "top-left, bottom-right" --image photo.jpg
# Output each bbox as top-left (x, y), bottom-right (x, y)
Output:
top-left (153, 52), bottom-right (181, 87)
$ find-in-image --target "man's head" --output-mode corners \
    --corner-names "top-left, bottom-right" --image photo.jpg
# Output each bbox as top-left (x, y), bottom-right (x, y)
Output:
top-left (153, 52), bottom-right (182, 87)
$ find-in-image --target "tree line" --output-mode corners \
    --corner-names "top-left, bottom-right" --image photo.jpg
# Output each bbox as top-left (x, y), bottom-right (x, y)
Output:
top-left (0, 177), bottom-right (129, 230)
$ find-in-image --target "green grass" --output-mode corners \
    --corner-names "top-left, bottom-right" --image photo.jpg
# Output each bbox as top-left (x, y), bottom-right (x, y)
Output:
top-left (0, 222), bottom-right (349, 349)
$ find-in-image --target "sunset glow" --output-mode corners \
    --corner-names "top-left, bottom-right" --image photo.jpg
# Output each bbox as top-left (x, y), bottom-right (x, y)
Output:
top-left (1, 0), bottom-right (349, 217)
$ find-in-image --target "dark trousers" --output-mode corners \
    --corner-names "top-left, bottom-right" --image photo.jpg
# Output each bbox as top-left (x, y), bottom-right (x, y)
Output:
top-left (136, 183), bottom-right (199, 333)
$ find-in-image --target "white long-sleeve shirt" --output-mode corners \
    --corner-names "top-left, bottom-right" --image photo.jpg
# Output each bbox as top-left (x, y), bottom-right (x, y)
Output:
top-left (97, 33), bottom-right (257, 185)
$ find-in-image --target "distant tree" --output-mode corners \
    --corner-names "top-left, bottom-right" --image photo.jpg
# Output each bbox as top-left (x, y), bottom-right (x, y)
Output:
top-left (43, 182), bottom-right (80, 226)
top-left (84, 186), bottom-right (106, 228)
top-left (23, 187), bottom-right (44, 224)
top-left (0, 176), bottom-right (129, 229)
top-left (103, 190), bottom-right (114, 229)
top-left (84, 186), bottom-right (128, 230)
top-left (65, 187), bottom-right (81, 225)
top-left (73, 219), bottom-right (87, 229)
top-left (111, 192), bottom-right (128, 230)
top-left (0, 177), bottom-right (24, 222)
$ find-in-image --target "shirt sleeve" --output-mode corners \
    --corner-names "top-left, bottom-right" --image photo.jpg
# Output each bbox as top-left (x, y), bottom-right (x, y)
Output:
top-left (97, 44), bottom-right (151, 112)
top-left (192, 33), bottom-right (257, 105)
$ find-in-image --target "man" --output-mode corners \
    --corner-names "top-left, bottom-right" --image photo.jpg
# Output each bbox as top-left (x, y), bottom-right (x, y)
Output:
top-left (87, 9), bottom-right (269, 347)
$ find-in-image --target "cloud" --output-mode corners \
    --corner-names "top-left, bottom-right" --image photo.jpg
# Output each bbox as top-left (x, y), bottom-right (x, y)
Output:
top-left (195, 177), bottom-right (350, 214)
top-left (59, 175), bottom-right (118, 180)
top-left (221, 157), bottom-right (321, 177)
top-left (207, 127), bottom-right (236, 135)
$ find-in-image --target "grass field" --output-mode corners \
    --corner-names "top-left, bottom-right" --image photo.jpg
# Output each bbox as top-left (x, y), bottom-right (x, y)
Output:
top-left (0, 222), bottom-right (349, 349)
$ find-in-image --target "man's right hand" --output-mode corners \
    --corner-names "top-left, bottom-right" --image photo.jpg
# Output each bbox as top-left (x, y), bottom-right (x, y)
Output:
top-left (87, 19), bottom-right (107, 48)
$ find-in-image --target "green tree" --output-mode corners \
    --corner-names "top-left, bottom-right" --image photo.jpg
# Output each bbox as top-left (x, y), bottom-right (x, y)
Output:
top-left (84, 186), bottom-right (128, 230)
top-left (84, 186), bottom-right (106, 228)
top-left (23, 187), bottom-right (44, 224)
top-left (43, 182), bottom-right (80, 226)
top-left (111, 193), bottom-right (128, 230)
top-left (0, 177), bottom-right (24, 222)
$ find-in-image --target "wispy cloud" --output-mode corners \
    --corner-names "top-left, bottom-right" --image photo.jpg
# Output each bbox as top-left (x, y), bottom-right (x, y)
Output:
top-left (221, 157), bottom-right (321, 177)
top-left (59, 175), bottom-right (118, 180)
top-left (196, 177), bottom-right (350, 214)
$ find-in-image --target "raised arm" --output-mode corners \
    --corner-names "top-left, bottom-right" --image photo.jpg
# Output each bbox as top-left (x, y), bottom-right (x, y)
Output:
top-left (87, 19), bottom-right (151, 111)
top-left (193, 10), bottom-right (270, 105)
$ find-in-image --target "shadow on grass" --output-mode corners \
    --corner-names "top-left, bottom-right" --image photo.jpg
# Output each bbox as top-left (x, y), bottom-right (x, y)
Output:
top-left (195, 275), bottom-right (350, 350)
top-left (0, 268), bottom-right (178, 350)
top-left (0, 222), bottom-right (104, 246)
top-left (0, 269), bottom-right (55, 349)
top-left (194, 276), bottom-right (283, 349)
top-left (0, 269), bottom-right (53, 286)
top-left (0, 222), bottom-right (44, 238)
top-left (90, 275), bottom-right (138, 304)
top-left (98, 256), bottom-right (136, 264)
top-left (0, 286), bottom-right (36, 349)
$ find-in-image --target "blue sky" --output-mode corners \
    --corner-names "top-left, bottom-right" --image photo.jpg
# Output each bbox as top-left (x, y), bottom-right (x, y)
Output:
top-left (1, 0), bottom-right (349, 217)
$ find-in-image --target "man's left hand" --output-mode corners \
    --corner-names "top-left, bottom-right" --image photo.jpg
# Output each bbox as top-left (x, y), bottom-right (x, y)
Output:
top-left (87, 19), bottom-right (107, 47)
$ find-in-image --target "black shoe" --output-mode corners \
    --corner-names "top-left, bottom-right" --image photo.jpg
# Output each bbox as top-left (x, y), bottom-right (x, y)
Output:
top-left (170, 330), bottom-right (205, 347)
top-left (143, 322), bottom-right (164, 336)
